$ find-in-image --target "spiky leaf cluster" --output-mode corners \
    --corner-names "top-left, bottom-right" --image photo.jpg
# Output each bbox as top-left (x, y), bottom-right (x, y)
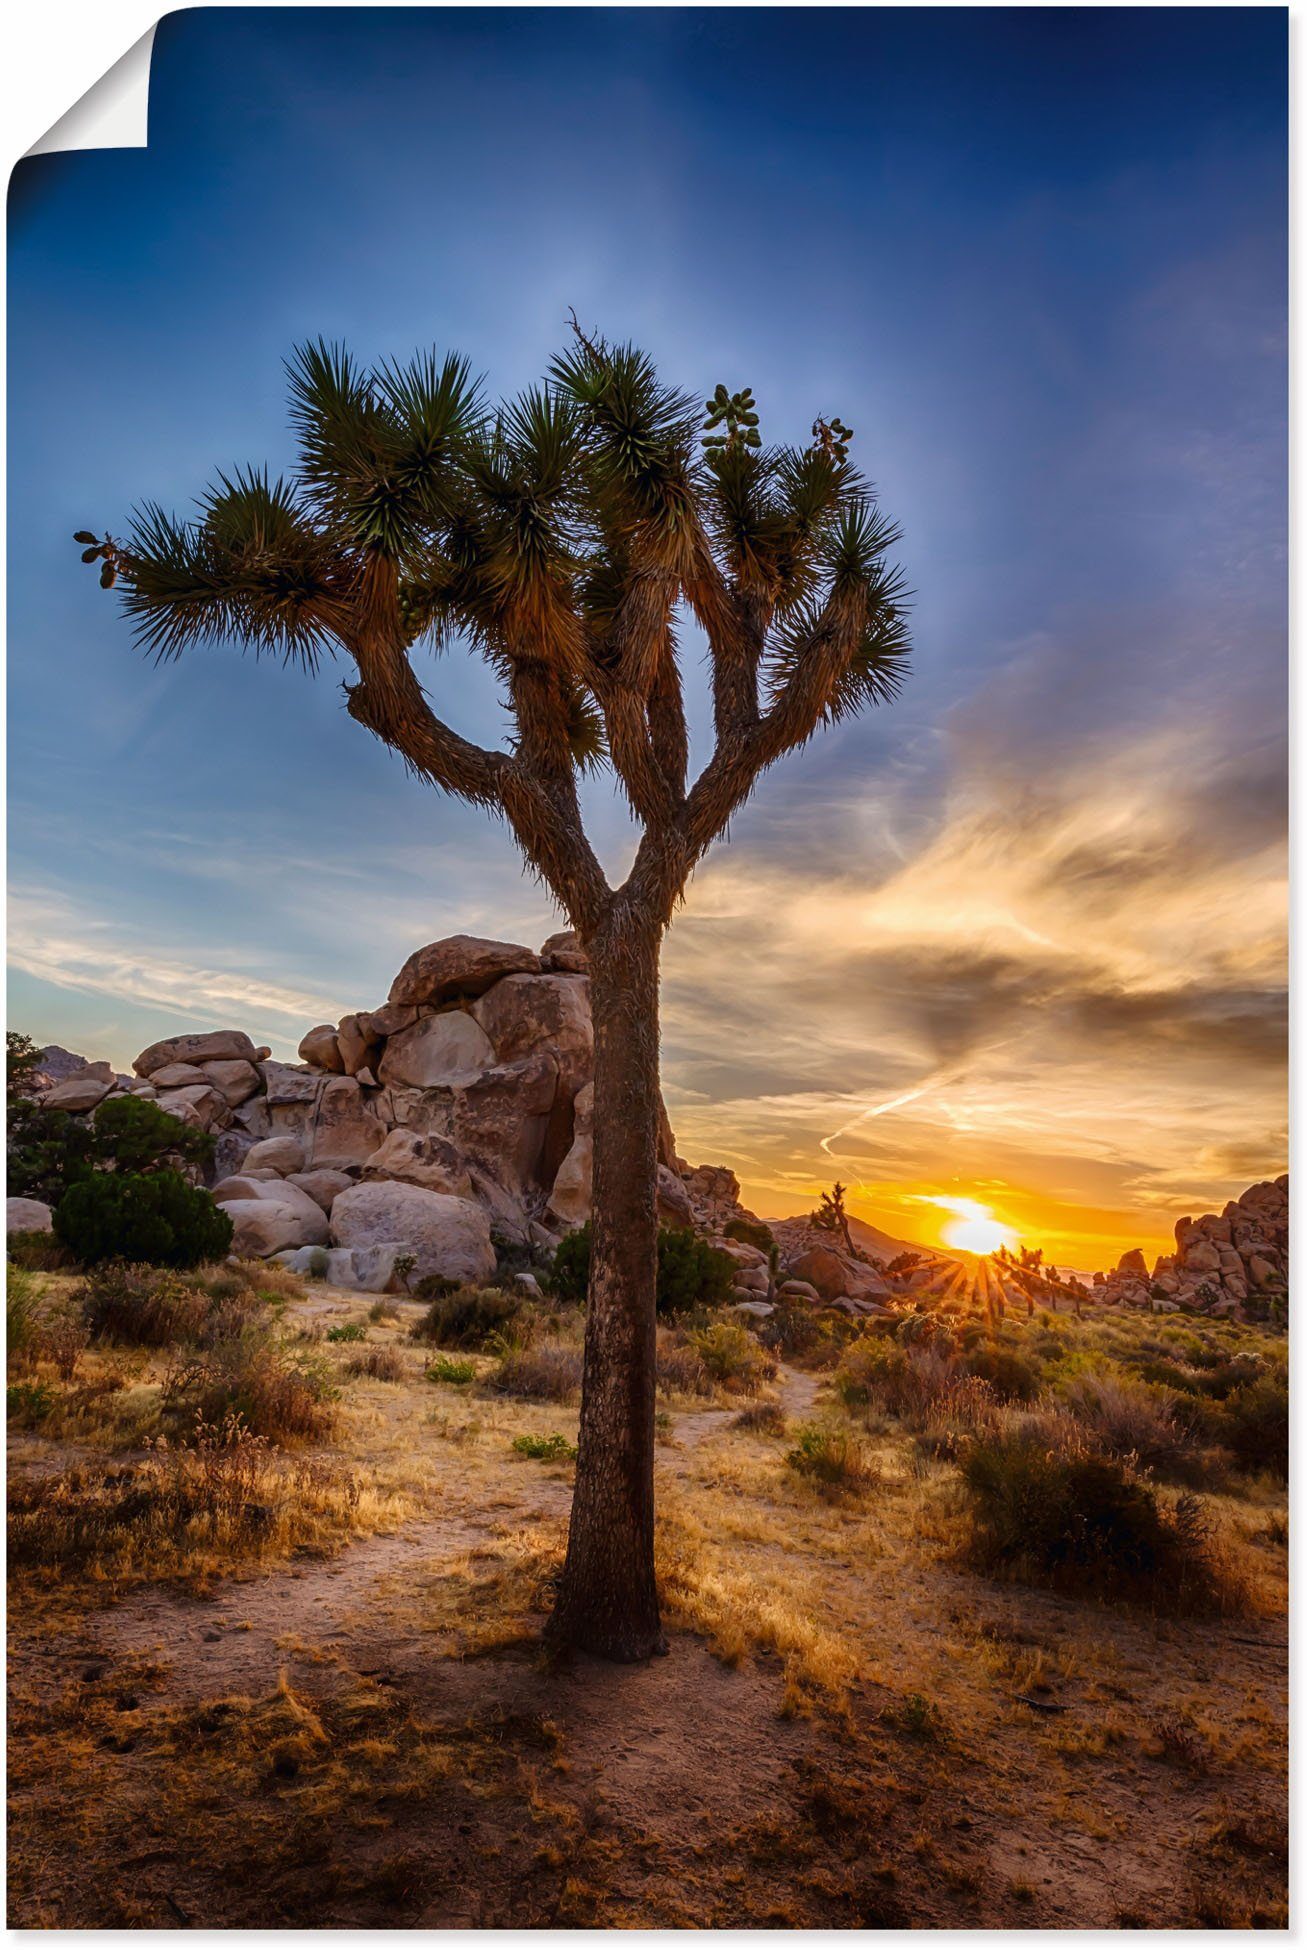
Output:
top-left (77, 322), bottom-right (911, 874)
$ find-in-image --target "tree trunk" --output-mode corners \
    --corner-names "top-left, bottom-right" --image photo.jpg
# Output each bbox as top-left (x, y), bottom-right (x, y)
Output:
top-left (545, 912), bottom-right (666, 1661)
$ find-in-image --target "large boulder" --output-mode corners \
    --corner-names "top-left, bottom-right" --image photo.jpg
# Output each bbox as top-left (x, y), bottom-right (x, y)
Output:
top-left (1115, 1247), bottom-right (1149, 1279)
top-left (378, 1012), bottom-right (496, 1090)
top-left (7, 1197), bottom-right (52, 1235)
top-left (155, 1083), bottom-right (225, 1130)
top-left (298, 1025), bottom-right (344, 1073)
top-left (201, 1058), bottom-right (262, 1107)
top-left (307, 1075), bottom-right (388, 1171)
top-left (547, 1132), bottom-right (592, 1227)
top-left (150, 1062), bottom-right (209, 1091)
top-left (389, 935), bottom-right (540, 1006)
top-left (222, 1198), bottom-right (327, 1256)
top-left (539, 929), bottom-right (588, 974)
top-left (446, 1052), bottom-right (563, 1193)
top-left (44, 1074), bottom-right (113, 1113)
top-left (361, 1128), bottom-right (474, 1197)
top-left (243, 1133), bottom-right (307, 1176)
top-left (789, 1244), bottom-right (890, 1304)
top-left (134, 1029), bottom-right (259, 1079)
top-left (471, 973), bottom-right (592, 1086)
top-left (336, 1012), bottom-right (383, 1078)
top-left (287, 1168), bottom-right (356, 1213)
top-left (329, 1181), bottom-right (495, 1285)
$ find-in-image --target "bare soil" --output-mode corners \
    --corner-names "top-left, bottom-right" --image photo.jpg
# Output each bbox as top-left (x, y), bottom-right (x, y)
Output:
top-left (7, 1288), bottom-right (1287, 1928)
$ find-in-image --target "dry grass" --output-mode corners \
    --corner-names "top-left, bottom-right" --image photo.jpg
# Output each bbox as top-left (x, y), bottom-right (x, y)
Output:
top-left (8, 1415), bottom-right (405, 1595)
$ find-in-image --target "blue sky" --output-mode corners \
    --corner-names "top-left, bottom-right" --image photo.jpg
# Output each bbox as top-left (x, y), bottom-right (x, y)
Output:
top-left (8, 8), bottom-right (1286, 1260)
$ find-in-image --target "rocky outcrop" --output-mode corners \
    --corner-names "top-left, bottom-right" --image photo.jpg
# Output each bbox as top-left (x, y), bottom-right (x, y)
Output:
top-left (7, 1198), bottom-right (52, 1235)
top-left (329, 1181), bottom-right (495, 1286)
top-left (1098, 1175), bottom-right (1288, 1321)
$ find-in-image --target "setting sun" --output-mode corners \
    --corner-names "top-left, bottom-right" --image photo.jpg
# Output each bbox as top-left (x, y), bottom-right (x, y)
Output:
top-left (943, 1213), bottom-right (1012, 1255)
top-left (930, 1195), bottom-right (1018, 1257)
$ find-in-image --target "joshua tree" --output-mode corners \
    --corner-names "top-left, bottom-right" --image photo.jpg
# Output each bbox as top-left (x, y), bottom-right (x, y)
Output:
top-left (75, 323), bottom-right (910, 1659)
top-left (812, 1180), bottom-right (857, 1256)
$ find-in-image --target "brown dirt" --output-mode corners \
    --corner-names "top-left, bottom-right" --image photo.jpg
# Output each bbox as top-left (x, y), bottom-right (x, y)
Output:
top-left (7, 1292), bottom-right (1287, 1928)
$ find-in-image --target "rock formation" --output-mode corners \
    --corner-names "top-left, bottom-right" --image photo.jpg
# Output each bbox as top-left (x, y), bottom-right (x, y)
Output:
top-left (11, 932), bottom-right (1288, 1324)
top-left (1097, 1176), bottom-right (1289, 1322)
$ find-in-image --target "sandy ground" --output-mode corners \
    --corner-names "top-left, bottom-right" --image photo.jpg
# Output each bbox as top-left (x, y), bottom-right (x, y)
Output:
top-left (7, 1285), bottom-right (1288, 1928)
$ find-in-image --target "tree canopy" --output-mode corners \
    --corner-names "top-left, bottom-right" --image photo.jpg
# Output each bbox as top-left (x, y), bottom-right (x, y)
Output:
top-left (79, 323), bottom-right (910, 935)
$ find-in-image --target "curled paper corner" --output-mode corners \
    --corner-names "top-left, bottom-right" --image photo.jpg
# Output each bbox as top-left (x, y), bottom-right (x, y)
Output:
top-left (25, 25), bottom-right (158, 158)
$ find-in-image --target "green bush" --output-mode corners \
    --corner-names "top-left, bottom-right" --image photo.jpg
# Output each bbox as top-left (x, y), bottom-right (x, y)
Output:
top-left (512, 1431), bottom-right (576, 1462)
top-left (723, 1216), bottom-right (774, 1253)
top-left (684, 1319), bottom-right (775, 1394)
top-left (785, 1423), bottom-right (878, 1496)
top-left (8, 1090), bottom-right (214, 1208)
top-left (959, 1340), bottom-right (1039, 1403)
top-left (54, 1170), bottom-right (232, 1270)
top-left (7, 1380), bottom-right (56, 1426)
top-left (425, 1355), bottom-right (476, 1385)
top-left (549, 1221), bottom-right (735, 1316)
top-left (325, 1321), bottom-right (367, 1343)
top-left (411, 1284), bottom-right (522, 1350)
top-left (960, 1431), bottom-right (1241, 1614)
top-left (7, 1265), bottom-right (43, 1362)
top-left (6, 1104), bottom-right (96, 1207)
top-left (1220, 1373), bottom-right (1288, 1482)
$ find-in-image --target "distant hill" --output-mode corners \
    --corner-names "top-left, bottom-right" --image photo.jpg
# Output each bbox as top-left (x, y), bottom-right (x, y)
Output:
top-left (846, 1213), bottom-right (952, 1265)
top-left (764, 1209), bottom-right (952, 1267)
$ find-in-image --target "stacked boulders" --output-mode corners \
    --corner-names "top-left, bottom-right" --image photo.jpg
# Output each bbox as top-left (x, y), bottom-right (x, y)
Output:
top-left (11, 930), bottom-right (709, 1292)
top-left (1098, 1175), bottom-right (1288, 1321)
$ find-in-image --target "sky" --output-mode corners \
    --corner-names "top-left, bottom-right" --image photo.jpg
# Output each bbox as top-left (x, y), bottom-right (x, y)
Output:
top-left (8, 8), bottom-right (1287, 1269)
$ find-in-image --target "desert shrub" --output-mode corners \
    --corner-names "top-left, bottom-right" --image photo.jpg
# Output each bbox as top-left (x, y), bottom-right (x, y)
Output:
top-left (39, 1314), bottom-right (90, 1384)
top-left (55, 1170), bottom-right (232, 1270)
top-left (835, 1337), bottom-right (962, 1423)
top-left (8, 1413), bottom-right (360, 1585)
top-left (548, 1221), bottom-right (735, 1316)
top-left (685, 1319), bottom-right (775, 1395)
top-left (79, 1262), bottom-right (211, 1347)
top-left (411, 1284), bottom-right (522, 1350)
top-left (6, 1103), bottom-right (97, 1206)
top-left (512, 1431), bottom-right (576, 1462)
top-left (1057, 1371), bottom-right (1209, 1482)
top-left (786, 1423), bottom-right (878, 1497)
top-left (220, 1258), bottom-right (307, 1307)
top-left (959, 1340), bottom-right (1039, 1402)
top-left (7, 1379), bottom-right (56, 1427)
top-left (723, 1217), bottom-right (775, 1253)
top-left (7, 1264), bottom-right (43, 1363)
top-left (325, 1321), bottom-right (367, 1343)
top-left (484, 1342), bottom-right (582, 1403)
top-left (656, 1230), bottom-right (736, 1315)
top-left (754, 1297), bottom-right (826, 1359)
top-left (655, 1334), bottom-right (714, 1399)
top-left (6, 1230), bottom-right (76, 1272)
top-left (93, 1095), bottom-right (215, 1173)
top-left (425, 1355), bottom-right (476, 1385)
top-left (733, 1399), bottom-right (787, 1436)
top-left (344, 1345), bottom-right (407, 1383)
top-left (1220, 1373), bottom-right (1288, 1482)
top-left (368, 1299), bottom-right (401, 1323)
top-left (412, 1273), bottom-right (460, 1302)
top-left (8, 1091), bottom-right (215, 1210)
top-left (162, 1331), bottom-right (337, 1445)
top-left (960, 1431), bottom-right (1243, 1614)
